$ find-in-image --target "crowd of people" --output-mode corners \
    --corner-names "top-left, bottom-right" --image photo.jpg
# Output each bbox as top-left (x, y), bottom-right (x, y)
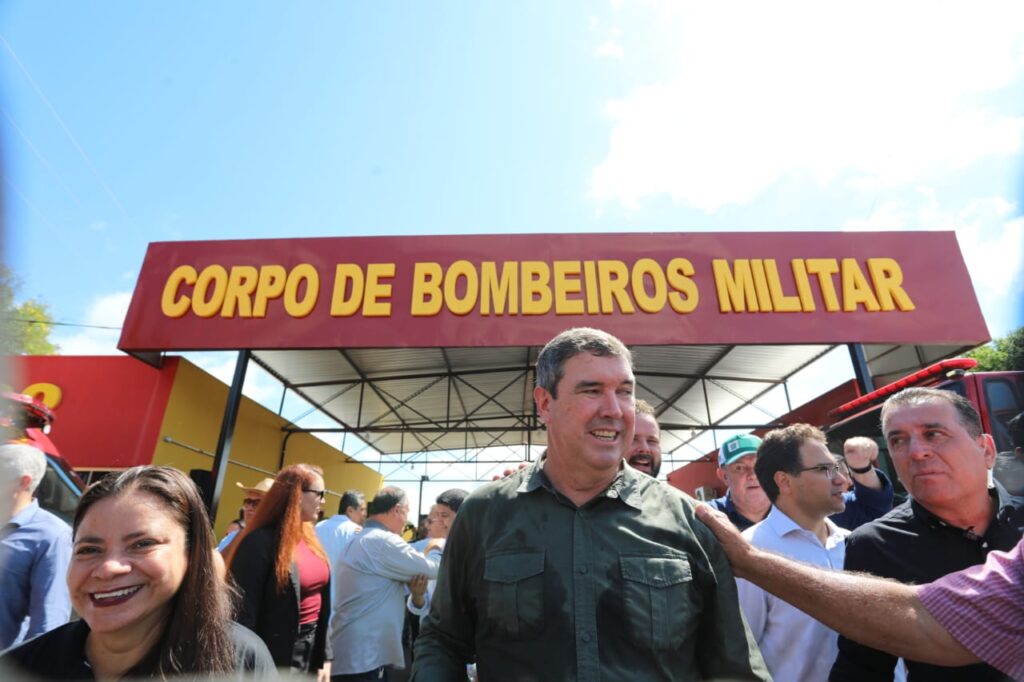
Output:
top-left (0, 325), bottom-right (1021, 680)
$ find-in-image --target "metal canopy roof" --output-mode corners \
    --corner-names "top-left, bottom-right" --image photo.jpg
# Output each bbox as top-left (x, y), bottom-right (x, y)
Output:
top-left (250, 341), bottom-right (972, 466)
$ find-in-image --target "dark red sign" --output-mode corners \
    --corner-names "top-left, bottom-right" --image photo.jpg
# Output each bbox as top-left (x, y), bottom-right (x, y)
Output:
top-left (118, 231), bottom-right (989, 351)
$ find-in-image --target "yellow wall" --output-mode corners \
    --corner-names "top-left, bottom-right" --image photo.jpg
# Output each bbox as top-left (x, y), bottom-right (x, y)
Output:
top-left (151, 358), bottom-right (384, 536)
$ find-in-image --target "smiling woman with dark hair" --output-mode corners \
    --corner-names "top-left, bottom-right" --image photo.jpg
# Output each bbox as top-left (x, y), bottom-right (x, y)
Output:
top-left (0, 466), bottom-right (276, 679)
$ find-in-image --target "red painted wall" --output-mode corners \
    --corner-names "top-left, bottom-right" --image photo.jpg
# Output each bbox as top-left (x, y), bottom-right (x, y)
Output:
top-left (10, 356), bottom-right (179, 470)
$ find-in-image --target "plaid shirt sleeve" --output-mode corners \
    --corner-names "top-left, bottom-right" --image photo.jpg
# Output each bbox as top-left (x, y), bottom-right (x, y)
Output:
top-left (917, 538), bottom-right (1024, 681)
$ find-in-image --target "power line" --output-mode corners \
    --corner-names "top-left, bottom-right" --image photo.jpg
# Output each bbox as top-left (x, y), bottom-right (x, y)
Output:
top-left (2, 317), bottom-right (121, 331)
top-left (0, 32), bottom-right (131, 225)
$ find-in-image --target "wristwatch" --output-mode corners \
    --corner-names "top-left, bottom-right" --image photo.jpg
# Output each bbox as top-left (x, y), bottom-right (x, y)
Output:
top-left (848, 462), bottom-right (874, 474)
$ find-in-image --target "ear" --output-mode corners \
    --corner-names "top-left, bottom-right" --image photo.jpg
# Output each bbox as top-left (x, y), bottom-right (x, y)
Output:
top-left (534, 385), bottom-right (554, 425)
top-left (980, 433), bottom-right (997, 469)
top-left (773, 470), bottom-right (791, 497)
top-left (715, 467), bottom-right (728, 485)
top-left (17, 474), bottom-right (32, 493)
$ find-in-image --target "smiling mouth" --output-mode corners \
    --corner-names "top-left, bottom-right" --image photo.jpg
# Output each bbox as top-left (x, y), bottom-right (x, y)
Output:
top-left (90, 585), bottom-right (142, 607)
top-left (591, 429), bottom-right (619, 442)
top-left (629, 455), bottom-right (652, 470)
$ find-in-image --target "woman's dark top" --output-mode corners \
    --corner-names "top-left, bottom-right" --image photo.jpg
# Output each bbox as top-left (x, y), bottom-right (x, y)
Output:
top-left (230, 526), bottom-right (332, 670)
top-left (0, 619), bottom-right (277, 679)
top-left (294, 538), bottom-right (330, 625)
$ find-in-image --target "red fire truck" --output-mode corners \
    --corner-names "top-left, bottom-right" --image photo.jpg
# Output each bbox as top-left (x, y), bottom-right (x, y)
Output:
top-left (824, 358), bottom-right (1024, 497)
top-left (1, 392), bottom-right (85, 524)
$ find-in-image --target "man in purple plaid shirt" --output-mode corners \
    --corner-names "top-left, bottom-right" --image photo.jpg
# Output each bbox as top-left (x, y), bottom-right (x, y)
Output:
top-left (694, 506), bottom-right (1024, 681)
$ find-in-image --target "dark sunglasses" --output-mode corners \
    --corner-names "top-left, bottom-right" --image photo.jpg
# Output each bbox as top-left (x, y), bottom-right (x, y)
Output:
top-left (242, 498), bottom-right (261, 508)
top-left (303, 488), bottom-right (326, 501)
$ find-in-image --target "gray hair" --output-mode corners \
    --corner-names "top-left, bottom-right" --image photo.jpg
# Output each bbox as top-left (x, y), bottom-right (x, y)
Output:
top-left (881, 387), bottom-right (982, 439)
top-left (368, 486), bottom-right (407, 515)
top-left (535, 327), bottom-right (632, 398)
top-left (0, 443), bottom-right (47, 493)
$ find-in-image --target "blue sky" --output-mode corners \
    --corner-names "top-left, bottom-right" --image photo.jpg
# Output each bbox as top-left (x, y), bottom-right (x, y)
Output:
top-left (3, 2), bottom-right (1023, 505)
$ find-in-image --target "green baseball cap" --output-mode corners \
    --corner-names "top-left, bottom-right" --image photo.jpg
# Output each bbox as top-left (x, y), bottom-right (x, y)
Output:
top-left (718, 434), bottom-right (762, 467)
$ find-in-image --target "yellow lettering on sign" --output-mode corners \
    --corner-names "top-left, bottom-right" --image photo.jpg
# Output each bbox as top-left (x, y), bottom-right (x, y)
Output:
top-left (222, 266), bottom-right (259, 318)
top-left (283, 264), bottom-right (319, 318)
top-left (363, 263), bottom-right (395, 317)
top-left (444, 260), bottom-right (478, 316)
top-left (192, 265), bottom-right (229, 318)
top-left (480, 262), bottom-right (518, 315)
top-left (521, 261), bottom-right (552, 315)
top-left (411, 263), bottom-right (443, 316)
top-left (161, 265), bottom-right (197, 318)
top-left (841, 258), bottom-right (881, 312)
top-left (331, 264), bottom-right (365, 317)
top-left (631, 258), bottom-right (666, 314)
top-left (867, 258), bottom-right (915, 311)
top-left (582, 261), bottom-right (601, 314)
top-left (764, 260), bottom-right (802, 313)
top-left (553, 261), bottom-right (584, 315)
top-left (805, 259), bottom-right (841, 312)
top-left (750, 260), bottom-right (773, 312)
top-left (598, 260), bottom-right (634, 314)
top-left (21, 383), bottom-right (62, 409)
top-left (713, 259), bottom-right (758, 312)
top-left (666, 258), bottom-right (699, 313)
top-left (253, 265), bottom-right (287, 317)
top-left (790, 259), bottom-right (816, 311)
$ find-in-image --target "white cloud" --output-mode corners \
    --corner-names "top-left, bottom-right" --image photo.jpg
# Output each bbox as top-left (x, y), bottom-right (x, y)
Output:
top-left (591, 2), bottom-right (1024, 211)
top-left (596, 40), bottom-right (625, 59)
top-left (842, 193), bottom-right (1024, 336)
top-left (52, 291), bottom-right (132, 355)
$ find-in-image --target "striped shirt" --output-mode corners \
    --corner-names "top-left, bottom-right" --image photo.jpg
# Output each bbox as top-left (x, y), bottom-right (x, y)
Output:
top-left (918, 537), bottom-right (1024, 680)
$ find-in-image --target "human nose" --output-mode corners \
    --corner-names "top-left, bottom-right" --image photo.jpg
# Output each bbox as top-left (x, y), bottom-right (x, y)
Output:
top-left (598, 390), bottom-right (625, 418)
top-left (93, 555), bottom-right (132, 580)
top-left (906, 434), bottom-right (932, 460)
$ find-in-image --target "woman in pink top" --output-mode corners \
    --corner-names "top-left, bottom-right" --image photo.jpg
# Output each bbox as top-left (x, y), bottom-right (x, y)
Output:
top-left (224, 464), bottom-right (332, 679)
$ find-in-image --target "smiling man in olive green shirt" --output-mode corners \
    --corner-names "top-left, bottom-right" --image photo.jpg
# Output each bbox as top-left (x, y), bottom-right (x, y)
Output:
top-left (411, 328), bottom-right (768, 681)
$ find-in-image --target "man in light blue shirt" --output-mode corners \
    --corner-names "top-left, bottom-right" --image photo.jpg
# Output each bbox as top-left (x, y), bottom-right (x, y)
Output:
top-left (316, 489), bottom-right (367, 566)
top-left (315, 489), bottom-right (366, 632)
top-left (330, 487), bottom-right (441, 680)
top-left (735, 424), bottom-right (851, 682)
top-left (0, 443), bottom-right (72, 649)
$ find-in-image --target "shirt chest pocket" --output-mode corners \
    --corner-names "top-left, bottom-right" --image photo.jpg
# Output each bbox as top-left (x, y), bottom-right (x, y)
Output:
top-left (620, 554), bottom-right (695, 651)
top-left (483, 550), bottom-right (545, 640)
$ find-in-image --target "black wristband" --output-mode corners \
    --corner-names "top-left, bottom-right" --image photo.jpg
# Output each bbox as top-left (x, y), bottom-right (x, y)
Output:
top-left (848, 462), bottom-right (874, 474)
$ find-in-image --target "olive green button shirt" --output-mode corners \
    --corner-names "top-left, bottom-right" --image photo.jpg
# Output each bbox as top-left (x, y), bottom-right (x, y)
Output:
top-left (412, 457), bottom-right (770, 681)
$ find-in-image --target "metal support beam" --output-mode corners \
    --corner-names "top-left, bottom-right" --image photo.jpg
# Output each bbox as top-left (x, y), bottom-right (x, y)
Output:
top-left (207, 350), bottom-right (249, 522)
top-left (848, 343), bottom-right (874, 395)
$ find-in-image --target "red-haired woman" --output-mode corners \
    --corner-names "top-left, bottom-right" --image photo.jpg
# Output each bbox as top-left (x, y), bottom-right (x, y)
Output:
top-left (224, 464), bottom-right (332, 679)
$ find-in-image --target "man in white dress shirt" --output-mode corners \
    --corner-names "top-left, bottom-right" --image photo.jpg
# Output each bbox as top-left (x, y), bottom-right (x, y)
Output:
top-left (736, 423), bottom-right (852, 682)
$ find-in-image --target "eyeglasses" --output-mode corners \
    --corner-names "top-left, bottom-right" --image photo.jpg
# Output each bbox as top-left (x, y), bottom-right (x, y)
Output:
top-left (795, 460), bottom-right (850, 479)
top-left (303, 488), bottom-right (326, 501)
top-left (242, 498), bottom-right (261, 508)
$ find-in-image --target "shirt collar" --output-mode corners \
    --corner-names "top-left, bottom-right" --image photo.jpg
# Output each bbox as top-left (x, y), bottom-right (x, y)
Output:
top-left (7, 498), bottom-right (40, 528)
top-left (911, 482), bottom-right (1018, 531)
top-left (763, 505), bottom-right (844, 540)
top-left (516, 452), bottom-right (644, 510)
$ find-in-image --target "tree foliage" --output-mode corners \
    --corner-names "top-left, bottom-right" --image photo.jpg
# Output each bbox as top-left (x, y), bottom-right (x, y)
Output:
top-left (966, 326), bottom-right (1024, 372)
top-left (0, 265), bottom-right (59, 355)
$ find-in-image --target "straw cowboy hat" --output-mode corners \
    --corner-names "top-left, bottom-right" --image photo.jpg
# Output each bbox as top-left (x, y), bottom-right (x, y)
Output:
top-left (235, 477), bottom-right (275, 495)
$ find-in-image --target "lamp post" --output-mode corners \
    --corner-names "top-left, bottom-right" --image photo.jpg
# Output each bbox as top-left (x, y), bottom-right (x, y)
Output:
top-left (418, 474), bottom-right (429, 520)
